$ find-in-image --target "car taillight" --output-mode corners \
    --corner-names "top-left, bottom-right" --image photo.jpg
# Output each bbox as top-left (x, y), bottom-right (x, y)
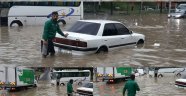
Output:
top-left (76, 41), bottom-right (87, 47)
top-left (53, 37), bottom-right (87, 47)
top-left (109, 79), bottom-right (114, 82)
top-left (11, 88), bottom-right (16, 90)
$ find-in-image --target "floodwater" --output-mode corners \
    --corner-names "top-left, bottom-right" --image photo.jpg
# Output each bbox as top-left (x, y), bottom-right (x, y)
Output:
top-left (0, 14), bottom-right (186, 67)
top-left (94, 75), bottom-right (186, 96)
top-left (0, 81), bottom-right (80, 96)
top-left (0, 68), bottom-right (83, 96)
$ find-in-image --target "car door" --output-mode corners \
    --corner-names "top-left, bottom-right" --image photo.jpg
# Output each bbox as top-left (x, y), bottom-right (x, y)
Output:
top-left (113, 23), bottom-right (136, 46)
top-left (102, 23), bottom-right (124, 49)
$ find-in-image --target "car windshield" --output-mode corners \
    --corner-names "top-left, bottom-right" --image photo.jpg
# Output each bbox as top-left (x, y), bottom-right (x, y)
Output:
top-left (68, 21), bottom-right (101, 35)
top-left (82, 83), bottom-right (93, 88)
top-left (177, 5), bottom-right (186, 9)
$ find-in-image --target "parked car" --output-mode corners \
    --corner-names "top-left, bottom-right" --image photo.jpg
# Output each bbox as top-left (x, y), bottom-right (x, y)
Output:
top-left (175, 74), bottom-right (186, 88)
top-left (175, 4), bottom-right (186, 13)
top-left (134, 68), bottom-right (146, 77)
top-left (76, 82), bottom-right (93, 96)
top-left (149, 68), bottom-right (185, 77)
top-left (53, 20), bottom-right (145, 54)
top-left (168, 4), bottom-right (186, 18)
top-left (168, 11), bottom-right (186, 18)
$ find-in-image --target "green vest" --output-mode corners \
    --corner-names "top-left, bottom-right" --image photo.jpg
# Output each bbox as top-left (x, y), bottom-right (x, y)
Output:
top-left (67, 82), bottom-right (73, 93)
top-left (42, 19), bottom-right (64, 41)
top-left (123, 79), bottom-right (140, 96)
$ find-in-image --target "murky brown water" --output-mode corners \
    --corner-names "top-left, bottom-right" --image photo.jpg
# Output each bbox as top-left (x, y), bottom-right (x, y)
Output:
top-left (0, 14), bottom-right (186, 67)
top-left (94, 75), bottom-right (186, 96)
top-left (0, 81), bottom-right (80, 96)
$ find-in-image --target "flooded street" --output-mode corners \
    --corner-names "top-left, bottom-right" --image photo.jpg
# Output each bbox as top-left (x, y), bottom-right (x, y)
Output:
top-left (0, 81), bottom-right (80, 96)
top-left (94, 75), bottom-right (186, 96)
top-left (0, 14), bottom-right (186, 67)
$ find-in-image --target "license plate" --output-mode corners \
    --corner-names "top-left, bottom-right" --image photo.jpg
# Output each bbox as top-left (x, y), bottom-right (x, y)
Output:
top-left (57, 47), bottom-right (72, 54)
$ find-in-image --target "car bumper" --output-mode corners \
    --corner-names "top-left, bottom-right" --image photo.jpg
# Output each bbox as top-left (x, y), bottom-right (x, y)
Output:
top-left (168, 15), bottom-right (183, 18)
top-left (54, 43), bottom-right (98, 52)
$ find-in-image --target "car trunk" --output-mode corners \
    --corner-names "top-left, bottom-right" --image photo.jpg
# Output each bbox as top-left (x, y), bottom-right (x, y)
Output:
top-left (53, 31), bottom-right (97, 47)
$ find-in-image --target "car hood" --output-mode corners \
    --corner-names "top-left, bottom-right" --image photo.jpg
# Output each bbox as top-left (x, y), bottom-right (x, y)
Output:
top-left (77, 87), bottom-right (93, 92)
top-left (56, 31), bottom-right (99, 41)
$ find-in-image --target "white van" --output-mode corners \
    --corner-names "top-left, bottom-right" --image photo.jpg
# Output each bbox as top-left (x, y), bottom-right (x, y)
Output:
top-left (8, 2), bottom-right (83, 27)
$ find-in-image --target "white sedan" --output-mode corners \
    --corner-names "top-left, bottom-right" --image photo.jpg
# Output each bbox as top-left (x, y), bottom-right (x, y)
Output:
top-left (175, 78), bottom-right (186, 88)
top-left (168, 11), bottom-right (186, 18)
top-left (53, 20), bottom-right (145, 54)
top-left (76, 82), bottom-right (93, 96)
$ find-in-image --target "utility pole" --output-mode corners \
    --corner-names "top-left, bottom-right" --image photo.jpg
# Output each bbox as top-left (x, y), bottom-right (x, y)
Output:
top-left (169, 0), bottom-right (172, 14)
top-left (140, 0), bottom-right (143, 14)
top-left (110, 2), bottom-right (113, 15)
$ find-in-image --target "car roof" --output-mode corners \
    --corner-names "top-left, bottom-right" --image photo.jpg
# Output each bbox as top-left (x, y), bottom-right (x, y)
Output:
top-left (78, 19), bottom-right (121, 24)
top-left (179, 4), bottom-right (186, 5)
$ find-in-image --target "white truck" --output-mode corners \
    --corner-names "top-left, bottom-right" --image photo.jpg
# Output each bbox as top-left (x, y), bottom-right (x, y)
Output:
top-left (99, 67), bottom-right (132, 83)
top-left (0, 65), bottom-right (37, 91)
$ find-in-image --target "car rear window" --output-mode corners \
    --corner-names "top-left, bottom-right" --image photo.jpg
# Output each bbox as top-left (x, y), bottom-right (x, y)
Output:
top-left (83, 83), bottom-right (93, 88)
top-left (68, 21), bottom-right (100, 35)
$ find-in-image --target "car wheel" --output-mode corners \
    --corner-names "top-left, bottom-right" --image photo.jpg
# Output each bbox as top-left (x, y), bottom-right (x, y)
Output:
top-left (96, 46), bottom-right (108, 53)
top-left (158, 74), bottom-right (163, 78)
top-left (10, 20), bottom-right (23, 27)
top-left (176, 73), bottom-right (181, 77)
top-left (33, 84), bottom-right (37, 87)
top-left (136, 39), bottom-right (144, 48)
top-left (61, 83), bottom-right (65, 86)
top-left (78, 82), bottom-right (82, 86)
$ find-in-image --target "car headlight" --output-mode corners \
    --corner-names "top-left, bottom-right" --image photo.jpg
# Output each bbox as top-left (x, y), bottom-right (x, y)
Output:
top-left (175, 15), bottom-right (182, 18)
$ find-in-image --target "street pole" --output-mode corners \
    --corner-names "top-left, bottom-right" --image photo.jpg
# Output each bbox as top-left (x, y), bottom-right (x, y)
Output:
top-left (140, 0), bottom-right (143, 14)
top-left (169, 0), bottom-right (171, 14)
top-left (110, 2), bottom-right (113, 15)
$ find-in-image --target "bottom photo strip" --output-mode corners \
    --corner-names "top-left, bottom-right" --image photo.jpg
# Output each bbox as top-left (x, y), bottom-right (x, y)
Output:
top-left (0, 65), bottom-right (186, 96)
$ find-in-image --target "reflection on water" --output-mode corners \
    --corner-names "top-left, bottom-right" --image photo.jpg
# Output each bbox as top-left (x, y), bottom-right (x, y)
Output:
top-left (0, 80), bottom-right (81, 96)
top-left (0, 26), bottom-right (9, 43)
top-left (0, 14), bottom-right (186, 67)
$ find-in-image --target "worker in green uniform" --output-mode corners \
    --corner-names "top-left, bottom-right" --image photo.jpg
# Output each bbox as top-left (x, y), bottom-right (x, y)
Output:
top-left (67, 79), bottom-right (74, 96)
top-left (123, 74), bottom-right (140, 96)
top-left (42, 11), bottom-right (68, 58)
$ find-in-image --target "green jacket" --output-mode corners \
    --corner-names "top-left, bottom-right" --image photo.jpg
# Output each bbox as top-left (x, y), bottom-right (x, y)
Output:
top-left (42, 19), bottom-right (64, 41)
top-left (67, 82), bottom-right (73, 94)
top-left (123, 79), bottom-right (140, 96)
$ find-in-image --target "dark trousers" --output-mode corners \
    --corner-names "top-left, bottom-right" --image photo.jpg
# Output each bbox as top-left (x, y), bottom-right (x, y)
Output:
top-left (155, 73), bottom-right (158, 77)
top-left (41, 39), bottom-right (55, 56)
top-left (57, 81), bottom-right (59, 86)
